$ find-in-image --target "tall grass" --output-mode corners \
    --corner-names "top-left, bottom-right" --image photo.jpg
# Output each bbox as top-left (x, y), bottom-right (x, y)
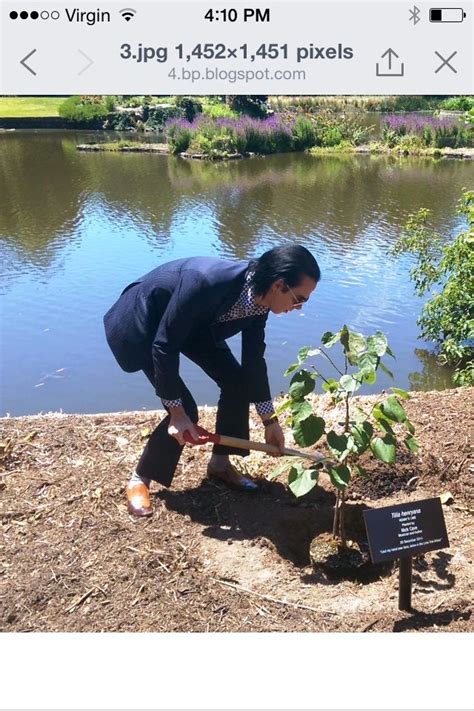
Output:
top-left (269, 95), bottom-right (450, 113)
top-left (382, 114), bottom-right (473, 148)
top-left (164, 111), bottom-right (372, 157)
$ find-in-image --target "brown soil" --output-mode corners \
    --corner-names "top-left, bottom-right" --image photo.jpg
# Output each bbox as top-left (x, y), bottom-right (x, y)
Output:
top-left (1, 388), bottom-right (472, 633)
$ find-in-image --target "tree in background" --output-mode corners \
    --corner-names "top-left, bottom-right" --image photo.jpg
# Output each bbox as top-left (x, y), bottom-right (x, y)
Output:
top-left (393, 190), bottom-right (473, 385)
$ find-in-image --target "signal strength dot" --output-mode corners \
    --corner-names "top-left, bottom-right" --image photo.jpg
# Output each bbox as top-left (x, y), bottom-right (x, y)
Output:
top-left (120, 8), bottom-right (136, 22)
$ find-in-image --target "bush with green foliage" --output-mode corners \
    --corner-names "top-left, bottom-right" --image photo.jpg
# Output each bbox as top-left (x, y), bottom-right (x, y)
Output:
top-left (175, 96), bottom-right (203, 122)
top-left (166, 120), bottom-right (193, 154)
top-left (202, 101), bottom-right (238, 119)
top-left (440, 96), bottom-right (474, 112)
top-left (58, 96), bottom-right (109, 127)
top-left (270, 327), bottom-right (418, 544)
top-left (188, 130), bottom-right (241, 159)
top-left (226, 95), bottom-right (269, 118)
top-left (291, 116), bottom-right (316, 150)
top-left (144, 105), bottom-right (185, 131)
top-left (104, 96), bottom-right (117, 112)
top-left (392, 191), bottom-right (474, 385)
top-left (312, 111), bottom-right (372, 147)
top-left (382, 115), bottom-right (473, 149)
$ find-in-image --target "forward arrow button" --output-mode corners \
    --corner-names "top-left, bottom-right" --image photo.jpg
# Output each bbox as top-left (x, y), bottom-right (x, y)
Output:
top-left (78, 49), bottom-right (94, 75)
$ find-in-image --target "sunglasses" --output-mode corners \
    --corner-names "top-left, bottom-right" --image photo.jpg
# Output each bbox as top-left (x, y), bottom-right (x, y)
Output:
top-left (284, 282), bottom-right (308, 307)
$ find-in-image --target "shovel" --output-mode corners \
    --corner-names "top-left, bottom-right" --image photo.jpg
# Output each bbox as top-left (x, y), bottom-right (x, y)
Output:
top-left (183, 424), bottom-right (331, 466)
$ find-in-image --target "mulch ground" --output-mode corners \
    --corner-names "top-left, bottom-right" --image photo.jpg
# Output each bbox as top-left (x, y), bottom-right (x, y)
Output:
top-left (1, 388), bottom-right (472, 633)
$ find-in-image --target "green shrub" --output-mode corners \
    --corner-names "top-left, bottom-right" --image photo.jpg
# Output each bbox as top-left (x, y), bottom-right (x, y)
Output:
top-left (440, 96), bottom-right (474, 112)
top-left (104, 95), bottom-right (116, 112)
top-left (269, 126), bottom-right (294, 153)
top-left (227, 95), bottom-right (268, 117)
top-left (145, 105), bottom-right (185, 130)
top-left (396, 134), bottom-right (425, 152)
top-left (166, 122), bottom-right (193, 154)
top-left (291, 116), bottom-right (316, 150)
top-left (58, 96), bottom-right (108, 127)
top-left (175, 96), bottom-right (203, 122)
top-left (188, 129), bottom-right (240, 158)
top-left (108, 112), bottom-right (138, 131)
top-left (202, 101), bottom-right (238, 119)
top-left (321, 126), bottom-right (343, 147)
top-left (243, 124), bottom-right (271, 153)
top-left (433, 124), bottom-right (472, 148)
top-left (392, 191), bottom-right (474, 385)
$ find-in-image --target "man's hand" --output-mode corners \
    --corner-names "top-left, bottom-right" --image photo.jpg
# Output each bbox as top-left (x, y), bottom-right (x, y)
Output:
top-left (264, 421), bottom-right (285, 456)
top-left (168, 407), bottom-right (199, 446)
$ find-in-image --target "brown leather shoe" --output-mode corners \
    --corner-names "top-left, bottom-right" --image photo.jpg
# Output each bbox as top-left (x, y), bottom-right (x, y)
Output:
top-left (207, 463), bottom-right (259, 492)
top-left (126, 482), bottom-right (153, 517)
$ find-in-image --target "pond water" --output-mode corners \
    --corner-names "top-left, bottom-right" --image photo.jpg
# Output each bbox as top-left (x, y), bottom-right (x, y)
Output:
top-left (0, 129), bottom-right (472, 416)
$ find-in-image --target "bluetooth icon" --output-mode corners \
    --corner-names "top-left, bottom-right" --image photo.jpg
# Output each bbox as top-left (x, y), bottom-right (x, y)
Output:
top-left (409, 5), bottom-right (421, 24)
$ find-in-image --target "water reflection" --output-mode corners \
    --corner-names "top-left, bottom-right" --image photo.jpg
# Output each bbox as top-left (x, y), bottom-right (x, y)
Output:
top-left (0, 130), bottom-right (472, 415)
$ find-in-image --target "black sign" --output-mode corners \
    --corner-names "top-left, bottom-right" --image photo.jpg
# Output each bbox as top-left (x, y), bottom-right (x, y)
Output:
top-left (363, 497), bottom-right (449, 564)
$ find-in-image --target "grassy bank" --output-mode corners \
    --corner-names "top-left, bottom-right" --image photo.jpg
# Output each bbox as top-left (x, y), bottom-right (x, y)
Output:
top-left (0, 97), bottom-right (64, 118)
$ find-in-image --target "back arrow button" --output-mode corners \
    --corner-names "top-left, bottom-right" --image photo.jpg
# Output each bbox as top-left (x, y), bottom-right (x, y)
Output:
top-left (20, 49), bottom-right (37, 76)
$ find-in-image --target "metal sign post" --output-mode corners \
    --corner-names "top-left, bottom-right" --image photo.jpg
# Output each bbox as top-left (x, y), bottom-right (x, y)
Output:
top-left (398, 555), bottom-right (413, 612)
top-left (364, 497), bottom-right (449, 612)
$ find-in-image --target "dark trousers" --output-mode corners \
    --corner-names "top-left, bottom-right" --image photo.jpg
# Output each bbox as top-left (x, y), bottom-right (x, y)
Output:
top-left (136, 336), bottom-right (250, 487)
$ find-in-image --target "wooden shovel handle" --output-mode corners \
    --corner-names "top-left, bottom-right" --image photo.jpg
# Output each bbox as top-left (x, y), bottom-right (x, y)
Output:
top-left (184, 426), bottom-right (330, 465)
top-left (218, 434), bottom-right (328, 465)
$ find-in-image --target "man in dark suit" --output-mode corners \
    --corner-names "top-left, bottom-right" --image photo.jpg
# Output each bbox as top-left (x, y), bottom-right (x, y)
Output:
top-left (104, 244), bottom-right (321, 516)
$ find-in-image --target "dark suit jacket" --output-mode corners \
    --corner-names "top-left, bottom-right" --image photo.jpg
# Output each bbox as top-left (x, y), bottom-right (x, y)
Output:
top-left (104, 257), bottom-right (271, 403)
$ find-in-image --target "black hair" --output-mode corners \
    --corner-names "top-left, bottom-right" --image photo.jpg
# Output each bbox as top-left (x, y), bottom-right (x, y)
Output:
top-left (249, 245), bottom-right (321, 296)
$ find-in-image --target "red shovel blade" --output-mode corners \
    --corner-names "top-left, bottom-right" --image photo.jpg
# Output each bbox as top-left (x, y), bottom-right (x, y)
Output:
top-left (183, 424), bottom-right (221, 446)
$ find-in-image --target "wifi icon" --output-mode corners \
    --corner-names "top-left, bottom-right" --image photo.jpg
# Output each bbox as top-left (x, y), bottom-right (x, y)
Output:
top-left (120, 8), bottom-right (136, 22)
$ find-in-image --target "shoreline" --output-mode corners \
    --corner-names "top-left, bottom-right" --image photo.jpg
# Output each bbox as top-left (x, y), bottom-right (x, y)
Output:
top-left (74, 141), bottom-right (474, 160)
top-left (1, 386), bottom-right (471, 423)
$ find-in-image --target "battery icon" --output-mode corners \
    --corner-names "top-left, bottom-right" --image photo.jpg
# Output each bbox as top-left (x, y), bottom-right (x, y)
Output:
top-left (429, 8), bottom-right (466, 21)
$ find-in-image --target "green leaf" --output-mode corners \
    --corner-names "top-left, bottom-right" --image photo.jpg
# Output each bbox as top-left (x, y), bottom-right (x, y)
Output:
top-left (357, 351), bottom-right (379, 372)
top-left (385, 345), bottom-right (396, 359)
top-left (322, 378), bottom-right (339, 393)
top-left (297, 346), bottom-right (311, 364)
top-left (367, 332), bottom-right (388, 357)
top-left (405, 435), bottom-right (420, 454)
top-left (354, 464), bottom-right (369, 479)
top-left (321, 330), bottom-right (341, 348)
top-left (350, 421), bottom-right (373, 454)
top-left (358, 367), bottom-right (377, 385)
top-left (293, 414), bottom-right (325, 447)
top-left (379, 361), bottom-right (394, 379)
top-left (307, 348), bottom-right (322, 357)
top-left (267, 457), bottom-right (295, 480)
top-left (372, 404), bottom-right (385, 421)
top-left (284, 363), bottom-right (299, 377)
top-left (404, 418), bottom-right (415, 435)
top-left (380, 396), bottom-right (407, 423)
top-left (375, 417), bottom-right (395, 435)
top-left (339, 374), bottom-right (360, 393)
top-left (289, 370), bottom-right (315, 400)
top-left (370, 435), bottom-right (396, 464)
top-left (340, 325), bottom-right (350, 354)
top-left (390, 387), bottom-right (411, 400)
top-left (288, 465), bottom-right (319, 497)
top-left (327, 464), bottom-right (351, 490)
top-left (275, 399), bottom-right (292, 416)
top-left (348, 331), bottom-right (367, 359)
top-left (291, 399), bottom-right (313, 420)
top-left (327, 431), bottom-right (348, 459)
